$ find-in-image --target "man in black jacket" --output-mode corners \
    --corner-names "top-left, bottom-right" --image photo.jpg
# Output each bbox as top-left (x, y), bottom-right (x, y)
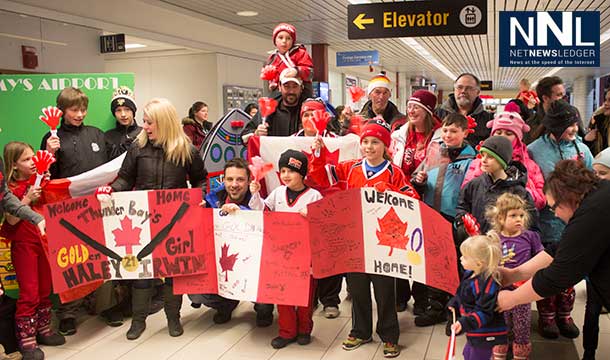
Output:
top-left (435, 73), bottom-right (492, 146)
top-left (105, 86), bottom-right (141, 160)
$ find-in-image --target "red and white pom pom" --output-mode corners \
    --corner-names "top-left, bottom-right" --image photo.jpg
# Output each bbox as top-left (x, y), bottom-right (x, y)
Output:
top-left (260, 65), bottom-right (278, 81)
top-left (39, 106), bottom-right (62, 136)
top-left (462, 212), bottom-right (481, 236)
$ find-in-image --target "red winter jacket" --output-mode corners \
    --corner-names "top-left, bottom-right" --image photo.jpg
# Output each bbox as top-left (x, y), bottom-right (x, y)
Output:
top-left (265, 45), bottom-right (313, 89)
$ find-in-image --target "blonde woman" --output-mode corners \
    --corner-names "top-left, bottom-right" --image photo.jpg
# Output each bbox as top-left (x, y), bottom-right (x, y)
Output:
top-left (108, 98), bottom-right (207, 340)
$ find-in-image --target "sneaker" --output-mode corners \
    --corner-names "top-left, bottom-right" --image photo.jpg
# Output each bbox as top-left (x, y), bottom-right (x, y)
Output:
top-left (383, 342), bottom-right (400, 358)
top-left (342, 336), bottom-right (372, 350)
top-left (558, 317), bottom-right (580, 338)
top-left (100, 308), bottom-right (124, 327)
top-left (58, 318), bottom-right (76, 336)
top-left (213, 309), bottom-right (232, 324)
top-left (255, 311), bottom-right (273, 327)
top-left (296, 333), bottom-right (312, 345)
top-left (323, 306), bottom-right (340, 319)
top-left (396, 302), bottom-right (408, 313)
top-left (271, 336), bottom-right (296, 349)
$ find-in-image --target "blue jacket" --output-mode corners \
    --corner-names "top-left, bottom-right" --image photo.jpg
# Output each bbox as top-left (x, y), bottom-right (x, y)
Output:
top-left (205, 184), bottom-right (251, 210)
top-left (420, 143), bottom-right (476, 218)
top-left (448, 271), bottom-right (507, 347)
top-left (528, 134), bottom-right (593, 178)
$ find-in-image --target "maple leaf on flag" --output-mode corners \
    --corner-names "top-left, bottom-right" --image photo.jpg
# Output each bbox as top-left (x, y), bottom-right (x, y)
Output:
top-left (376, 207), bottom-right (409, 256)
top-left (219, 243), bottom-right (238, 282)
top-left (112, 216), bottom-right (142, 255)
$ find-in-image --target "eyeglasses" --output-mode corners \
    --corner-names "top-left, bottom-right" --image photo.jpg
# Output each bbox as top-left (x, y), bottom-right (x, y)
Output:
top-left (454, 85), bottom-right (478, 92)
top-left (548, 201), bottom-right (560, 214)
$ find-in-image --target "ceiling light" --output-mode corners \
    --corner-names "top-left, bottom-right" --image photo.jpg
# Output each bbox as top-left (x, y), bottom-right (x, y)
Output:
top-left (236, 11), bottom-right (258, 17)
top-left (399, 38), bottom-right (457, 80)
top-left (125, 43), bottom-right (147, 49)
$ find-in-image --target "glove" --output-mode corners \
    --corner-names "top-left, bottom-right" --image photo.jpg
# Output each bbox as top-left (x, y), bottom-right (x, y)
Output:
top-left (95, 186), bottom-right (113, 204)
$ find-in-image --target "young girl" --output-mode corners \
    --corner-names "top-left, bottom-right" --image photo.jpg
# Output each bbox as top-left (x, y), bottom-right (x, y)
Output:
top-left (463, 102), bottom-right (546, 210)
top-left (486, 193), bottom-right (543, 360)
top-left (249, 150), bottom-right (322, 349)
top-left (309, 119), bottom-right (418, 358)
top-left (292, 98), bottom-right (337, 138)
top-left (1, 142), bottom-right (65, 360)
top-left (262, 23), bottom-right (313, 97)
top-left (448, 233), bottom-right (507, 360)
top-left (527, 99), bottom-right (593, 339)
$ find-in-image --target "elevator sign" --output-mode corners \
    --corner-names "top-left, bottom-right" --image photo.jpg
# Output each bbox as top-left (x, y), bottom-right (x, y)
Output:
top-left (347, 0), bottom-right (487, 40)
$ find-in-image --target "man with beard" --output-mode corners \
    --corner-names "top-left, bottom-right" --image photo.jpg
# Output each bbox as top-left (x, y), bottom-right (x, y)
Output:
top-left (435, 73), bottom-right (492, 145)
top-left (243, 69), bottom-right (305, 141)
top-left (188, 159), bottom-right (275, 327)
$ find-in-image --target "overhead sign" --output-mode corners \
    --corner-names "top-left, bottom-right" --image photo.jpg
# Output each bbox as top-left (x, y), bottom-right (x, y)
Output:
top-left (347, 0), bottom-right (487, 40)
top-left (100, 34), bottom-right (125, 53)
top-left (499, 11), bottom-right (600, 67)
top-left (336, 50), bottom-right (380, 67)
top-left (480, 80), bottom-right (493, 90)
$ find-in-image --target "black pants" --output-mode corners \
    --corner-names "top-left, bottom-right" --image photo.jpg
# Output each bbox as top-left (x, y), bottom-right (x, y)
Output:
top-left (0, 295), bottom-right (18, 353)
top-left (347, 273), bottom-right (399, 343)
top-left (583, 280), bottom-right (602, 356)
top-left (316, 274), bottom-right (343, 308)
top-left (395, 279), bottom-right (428, 307)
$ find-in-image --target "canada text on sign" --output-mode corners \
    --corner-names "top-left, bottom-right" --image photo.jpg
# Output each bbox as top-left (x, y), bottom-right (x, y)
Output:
top-left (347, 0), bottom-right (487, 40)
top-left (499, 11), bottom-right (600, 67)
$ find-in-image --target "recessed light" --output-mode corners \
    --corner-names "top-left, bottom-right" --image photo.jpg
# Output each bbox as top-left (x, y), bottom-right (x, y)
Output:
top-left (125, 43), bottom-right (147, 49)
top-left (236, 11), bottom-right (258, 17)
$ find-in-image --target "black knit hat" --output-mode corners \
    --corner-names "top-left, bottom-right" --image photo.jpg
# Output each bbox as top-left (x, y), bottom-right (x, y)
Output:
top-left (542, 99), bottom-right (579, 140)
top-left (110, 86), bottom-right (137, 115)
top-left (278, 149), bottom-right (308, 178)
top-left (480, 136), bottom-right (513, 169)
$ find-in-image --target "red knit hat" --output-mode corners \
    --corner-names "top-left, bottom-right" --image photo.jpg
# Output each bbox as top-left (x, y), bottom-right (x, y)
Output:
top-left (300, 98), bottom-right (326, 117)
top-left (360, 119), bottom-right (391, 147)
top-left (273, 23), bottom-right (296, 44)
top-left (407, 90), bottom-right (437, 116)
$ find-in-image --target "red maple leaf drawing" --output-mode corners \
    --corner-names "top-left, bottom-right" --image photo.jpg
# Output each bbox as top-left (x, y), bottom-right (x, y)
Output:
top-left (112, 216), bottom-right (142, 255)
top-left (376, 207), bottom-right (410, 256)
top-left (219, 243), bottom-right (238, 282)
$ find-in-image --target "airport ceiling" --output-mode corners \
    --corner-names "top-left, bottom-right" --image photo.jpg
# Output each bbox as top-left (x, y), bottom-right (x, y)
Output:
top-left (160, 0), bottom-right (610, 90)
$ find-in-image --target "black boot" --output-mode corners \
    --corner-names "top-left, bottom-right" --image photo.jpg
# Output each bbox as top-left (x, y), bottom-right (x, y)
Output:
top-left (415, 300), bottom-right (447, 327)
top-left (163, 283), bottom-right (183, 337)
top-left (126, 287), bottom-right (152, 340)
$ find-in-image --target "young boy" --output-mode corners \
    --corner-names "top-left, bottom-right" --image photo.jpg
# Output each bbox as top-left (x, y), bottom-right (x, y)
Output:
top-left (40, 87), bottom-right (109, 335)
top-left (105, 86), bottom-right (141, 160)
top-left (249, 150), bottom-right (322, 349)
top-left (263, 23), bottom-right (314, 98)
top-left (410, 113), bottom-right (477, 327)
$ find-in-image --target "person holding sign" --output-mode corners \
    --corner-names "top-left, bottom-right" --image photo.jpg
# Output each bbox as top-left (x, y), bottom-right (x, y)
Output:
top-left (249, 150), bottom-right (322, 349)
top-left (1, 142), bottom-right (65, 360)
top-left (310, 119), bottom-right (418, 358)
top-left (103, 98), bottom-right (207, 340)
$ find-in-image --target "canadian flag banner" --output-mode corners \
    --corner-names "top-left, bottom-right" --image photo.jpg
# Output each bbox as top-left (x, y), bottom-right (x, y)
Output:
top-left (308, 188), bottom-right (459, 295)
top-left (44, 188), bottom-right (209, 293)
top-left (173, 209), bottom-right (311, 306)
top-left (247, 135), bottom-right (361, 196)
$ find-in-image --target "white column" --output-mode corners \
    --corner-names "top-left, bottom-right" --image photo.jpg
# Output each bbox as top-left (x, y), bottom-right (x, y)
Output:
top-left (572, 76), bottom-right (595, 126)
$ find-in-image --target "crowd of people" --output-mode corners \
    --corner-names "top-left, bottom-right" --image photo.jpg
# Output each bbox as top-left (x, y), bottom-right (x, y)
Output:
top-left (1, 21), bottom-right (610, 360)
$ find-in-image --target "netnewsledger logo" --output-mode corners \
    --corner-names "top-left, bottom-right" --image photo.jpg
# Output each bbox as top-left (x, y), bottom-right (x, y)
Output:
top-left (499, 11), bottom-right (599, 67)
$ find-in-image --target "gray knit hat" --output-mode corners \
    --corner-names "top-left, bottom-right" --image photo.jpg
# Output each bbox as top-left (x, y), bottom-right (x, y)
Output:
top-left (480, 136), bottom-right (513, 169)
top-left (593, 147), bottom-right (610, 169)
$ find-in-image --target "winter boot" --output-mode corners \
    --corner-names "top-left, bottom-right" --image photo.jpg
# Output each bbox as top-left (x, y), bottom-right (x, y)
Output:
top-left (492, 344), bottom-right (508, 360)
top-left (35, 307), bottom-right (65, 346)
top-left (126, 287), bottom-right (152, 340)
top-left (415, 299), bottom-right (447, 327)
top-left (163, 283), bottom-right (183, 337)
top-left (556, 287), bottom-right (580, 338)
top-left (15, 317), bottom-right (44, 360)
top-left (537, 296), bottom-right (559, 339)
top-left (512, 343), bottom-right (532, 360)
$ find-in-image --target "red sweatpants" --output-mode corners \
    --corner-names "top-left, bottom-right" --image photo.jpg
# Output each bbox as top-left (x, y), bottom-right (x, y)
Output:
top-left (277, 277), bottom-right (317, 339)
top-left (11, 241), bottom-right (52, 318)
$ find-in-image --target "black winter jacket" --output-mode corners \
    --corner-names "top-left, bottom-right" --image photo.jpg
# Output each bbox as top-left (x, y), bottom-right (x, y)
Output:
top-left (435, 94), bottom-right (493, 146)
top-left (111, 141), bottom-right (207, 192)
top-left (358, 100), bottom-right (405, 128)
top-left (104, 121), bottom-right (142, 160)
top-left (40, 122), bottom-right (108, 179)
top-left (456, 161), bottom-right (536, 233)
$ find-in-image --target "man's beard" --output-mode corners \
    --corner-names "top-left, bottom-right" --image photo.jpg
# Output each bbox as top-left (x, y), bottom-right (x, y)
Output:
top-left (284, 94), bottom-right (298, 106)
top-left (456, 96), bottom-right (472, 108)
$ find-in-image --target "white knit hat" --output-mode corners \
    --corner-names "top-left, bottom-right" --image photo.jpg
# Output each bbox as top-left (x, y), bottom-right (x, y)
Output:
top-left (593, 147), bottom-right (610, 169)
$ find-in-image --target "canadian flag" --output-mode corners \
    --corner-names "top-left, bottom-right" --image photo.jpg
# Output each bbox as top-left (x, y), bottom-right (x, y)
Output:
top-left (247, 135), bottom-right (361, 196)
top-left (173, 209), bottom-right (312, 306)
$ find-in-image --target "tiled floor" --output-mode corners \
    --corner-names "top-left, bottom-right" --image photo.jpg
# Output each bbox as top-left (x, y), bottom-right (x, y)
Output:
top-left (44, 281), bottom-right (608, 360)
